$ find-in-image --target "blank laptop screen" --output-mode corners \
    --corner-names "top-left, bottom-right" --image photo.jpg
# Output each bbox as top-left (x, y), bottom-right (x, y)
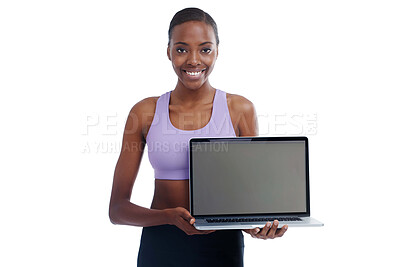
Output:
top-left (191, 140), bottom-right (307, 216)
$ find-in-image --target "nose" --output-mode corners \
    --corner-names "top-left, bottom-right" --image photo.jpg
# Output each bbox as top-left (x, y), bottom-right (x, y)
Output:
top-left (187, 51), bottom-right (201, 66)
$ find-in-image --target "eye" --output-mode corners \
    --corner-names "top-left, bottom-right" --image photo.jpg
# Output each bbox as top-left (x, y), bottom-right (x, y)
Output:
top-left (201, 48), bottom-right (212, 54)
top-left (176, 48), bottom-right (187, 53)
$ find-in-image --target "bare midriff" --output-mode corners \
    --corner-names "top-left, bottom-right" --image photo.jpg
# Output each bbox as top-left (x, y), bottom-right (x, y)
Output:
top-left (150, 179), bottom-right (190, 210)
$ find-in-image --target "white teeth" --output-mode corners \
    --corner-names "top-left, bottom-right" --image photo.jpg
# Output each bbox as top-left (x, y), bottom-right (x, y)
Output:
top-left (186, 71), bottom-right (202, 76)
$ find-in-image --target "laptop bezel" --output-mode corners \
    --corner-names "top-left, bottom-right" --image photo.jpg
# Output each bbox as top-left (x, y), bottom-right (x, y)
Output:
top-left (189, 136), bottom-right (311, 219)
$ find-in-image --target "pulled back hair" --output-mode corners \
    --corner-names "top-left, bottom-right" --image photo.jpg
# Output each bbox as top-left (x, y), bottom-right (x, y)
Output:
top-left (168, 7), bottom-right (219, 46)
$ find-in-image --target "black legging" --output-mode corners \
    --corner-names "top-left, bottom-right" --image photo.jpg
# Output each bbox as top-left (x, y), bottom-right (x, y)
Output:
top-left (137, 224), bottom-right (244, 267)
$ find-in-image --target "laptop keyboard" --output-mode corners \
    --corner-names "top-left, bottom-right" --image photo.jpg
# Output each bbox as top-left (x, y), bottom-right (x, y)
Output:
top-left (206, 217), bottom-right (302, 223)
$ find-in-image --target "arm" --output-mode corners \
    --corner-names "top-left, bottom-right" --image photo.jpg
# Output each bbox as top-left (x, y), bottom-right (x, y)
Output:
top-left (108, 99), bottom-right (214, 234)
top-left (108, 98), bottom-right (169, 227)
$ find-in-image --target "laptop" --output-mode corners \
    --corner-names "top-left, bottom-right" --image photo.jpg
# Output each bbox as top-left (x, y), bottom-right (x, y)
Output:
top-left (188, 136), bottom-right (324, 230)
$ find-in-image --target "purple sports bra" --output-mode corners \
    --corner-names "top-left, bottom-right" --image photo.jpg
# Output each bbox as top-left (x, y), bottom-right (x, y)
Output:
top-left (146, 89), bottom-right (236, 180)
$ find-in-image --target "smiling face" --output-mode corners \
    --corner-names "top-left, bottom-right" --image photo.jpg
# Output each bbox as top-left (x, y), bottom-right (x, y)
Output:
top-left (167, 21), bottom-right (218, 91)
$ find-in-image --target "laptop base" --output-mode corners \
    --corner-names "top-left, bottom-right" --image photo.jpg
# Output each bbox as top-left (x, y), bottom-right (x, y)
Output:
top-left (194, 217), bottom-right (324, 230)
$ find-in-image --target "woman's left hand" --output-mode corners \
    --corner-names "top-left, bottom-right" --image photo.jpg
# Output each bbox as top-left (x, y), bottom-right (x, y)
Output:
top-left (243, 220), bottom-right (288, 240)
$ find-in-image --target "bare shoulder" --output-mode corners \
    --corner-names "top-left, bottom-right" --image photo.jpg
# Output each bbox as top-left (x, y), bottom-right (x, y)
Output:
top-left (226, 93), bottom-right (256, 114)
top-left (226, 92), bottom-right (258, 137)
top-left (126, 96), bottom-right (160, 139)
top-left (131, 96), bottom-right (159, 114)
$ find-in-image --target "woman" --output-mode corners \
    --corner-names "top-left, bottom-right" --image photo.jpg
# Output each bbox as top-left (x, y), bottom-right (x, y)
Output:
top-left (109, 7), bottom-right (288, 266)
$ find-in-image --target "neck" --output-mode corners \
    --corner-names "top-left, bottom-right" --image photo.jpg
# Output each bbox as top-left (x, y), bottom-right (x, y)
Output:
top-left (172, 81), bottom-right (215, 105)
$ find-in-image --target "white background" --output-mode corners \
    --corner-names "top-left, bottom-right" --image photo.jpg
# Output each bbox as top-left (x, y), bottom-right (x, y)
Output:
top-left (1, 0), bottom-right (399, 266)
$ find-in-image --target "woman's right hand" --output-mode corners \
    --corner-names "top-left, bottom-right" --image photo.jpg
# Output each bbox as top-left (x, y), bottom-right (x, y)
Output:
top-left (165, 207), bottom-right (215, 235)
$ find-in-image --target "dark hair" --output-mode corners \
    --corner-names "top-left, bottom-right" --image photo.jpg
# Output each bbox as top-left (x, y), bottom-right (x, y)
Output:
top-left (168, 7), bottom-right (219, 46)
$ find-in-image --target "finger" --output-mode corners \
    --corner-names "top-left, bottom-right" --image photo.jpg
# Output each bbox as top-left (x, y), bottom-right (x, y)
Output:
top-left (258, 222), bottom-right (272, 237)
top-left (177, 217), bottom-right (193, 235)
top-left (247, 228), bottom-right (260, 238)
top-left (243, 229), bottom-right (257, 238)
top-left (179, 208), bottom-right (195, 224)
top-left (190, 225), bottom-right (215, 234)
top-left (189, 228), bottom-right (215, 235)
top-left (275, 225), bottom-right (288, 238)
top-left (266, 220), bottom-right (279, 239)
top-left (177, 217), bottom-right (199, 234)
top-left (186, 221), bottom-right (215, 235)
